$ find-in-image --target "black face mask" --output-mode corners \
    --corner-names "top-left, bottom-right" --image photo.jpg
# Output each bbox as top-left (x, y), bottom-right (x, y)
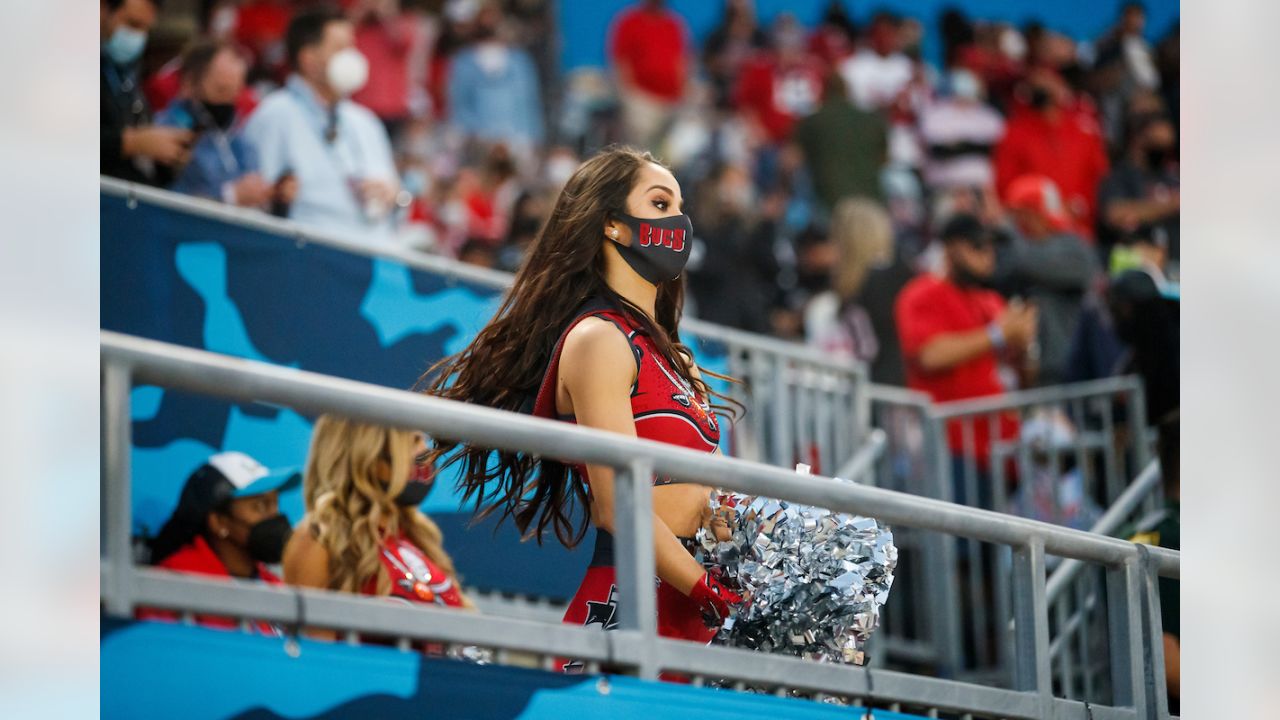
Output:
top-left (950, 244), bottom-right (994, 288)
top-left (612, 212), bottom-right (693, 284)
top-left (1144, 145), bottom-right (1172, 170)
top-left (395, 480), bottom-right (432, 507)
top-left (245, 514), bottom-right (292, 564)
top-left (198, 101), bottom-right (237, 131)
top-left (1029, 86), bottom-right (1052, 111)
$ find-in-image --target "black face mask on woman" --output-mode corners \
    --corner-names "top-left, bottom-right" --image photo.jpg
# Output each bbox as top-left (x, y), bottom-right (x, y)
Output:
top-left (611, 212), bottom-right (693, 284)
top-left (244, 514), bottom-right (292, 564)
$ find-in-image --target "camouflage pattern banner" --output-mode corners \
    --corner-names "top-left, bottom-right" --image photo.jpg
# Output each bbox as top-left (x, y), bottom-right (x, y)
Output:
top-left (101, 191), bottom-right (729, 600)
top-left (102, 620), bottom-right (925, 719)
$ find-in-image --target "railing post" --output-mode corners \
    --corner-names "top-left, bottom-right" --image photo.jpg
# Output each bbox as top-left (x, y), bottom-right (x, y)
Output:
top-left (923, 413), bottom-right (964, 678)
top-left (102, 359), bottom-right (135, 616)
top-left (1106, 557), bottom-right (1149, 717)
top-left (612, 458), bottom-right (658, 680)
top-left (1140, 548), bottom-right (1171, 720)
top-left (1010, 538), bottom-right (1052, 717)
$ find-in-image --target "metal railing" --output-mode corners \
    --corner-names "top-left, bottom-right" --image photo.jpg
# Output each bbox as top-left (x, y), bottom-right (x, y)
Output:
top-left (867, 377), bottom-right (1155, 682)
top-left (101, 332), bottom-right (1177, 719)
top-left (101, 177), bottom-right (871, 478)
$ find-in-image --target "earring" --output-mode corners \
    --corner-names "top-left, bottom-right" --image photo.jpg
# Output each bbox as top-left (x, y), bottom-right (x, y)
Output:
top-left (220, 528), bottom-right (229, 538)
top-left (610, 228), bottom-right (619, 238)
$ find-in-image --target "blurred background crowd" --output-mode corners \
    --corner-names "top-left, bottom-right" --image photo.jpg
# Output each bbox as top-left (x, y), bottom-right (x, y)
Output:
top-left (100, 0), bottom-right (1179, 417)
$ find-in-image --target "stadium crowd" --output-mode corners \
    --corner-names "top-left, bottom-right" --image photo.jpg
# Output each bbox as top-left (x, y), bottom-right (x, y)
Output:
top-left (102, 0), bottom-right (1179, 412)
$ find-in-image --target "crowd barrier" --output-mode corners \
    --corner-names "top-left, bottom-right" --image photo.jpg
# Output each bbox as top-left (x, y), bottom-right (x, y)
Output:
top-left (866, 377), bottom-right (1156, 682)
top-left (102, 332), bottom-right (1178, 719)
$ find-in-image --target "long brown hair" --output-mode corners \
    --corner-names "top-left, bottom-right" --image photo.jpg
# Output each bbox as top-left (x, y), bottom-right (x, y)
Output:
top-left (419, 146), bottom-right (742, 548)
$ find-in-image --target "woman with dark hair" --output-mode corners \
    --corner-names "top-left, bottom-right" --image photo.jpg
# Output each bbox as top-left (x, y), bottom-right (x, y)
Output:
top-left (420, 145), bottom-right (744, 658)
top-left (139, 451), bottom-right (298, 631)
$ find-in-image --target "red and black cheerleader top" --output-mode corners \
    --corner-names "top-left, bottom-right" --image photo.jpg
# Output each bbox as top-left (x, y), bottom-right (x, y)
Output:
top-left (527, 296), bottom-right (721, 565)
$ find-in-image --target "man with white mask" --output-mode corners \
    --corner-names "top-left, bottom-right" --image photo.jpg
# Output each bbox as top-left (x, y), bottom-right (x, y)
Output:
top-left (242, 6), bottom-right (400, 242)
top-left (918, 69), bottom-right (1006, 191)
top-left (101, 0), bottom-right (195, 185)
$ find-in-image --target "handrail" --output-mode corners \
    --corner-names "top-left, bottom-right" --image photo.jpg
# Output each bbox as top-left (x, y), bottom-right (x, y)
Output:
top-left (834, 428), bottom-right (887, 481)
top-left (101, 176), bottom-right (865, 375)
top-left (1045, 460), bottom-right (1164, 606)
top-left (929, 376), bottom-right (1143, 419)
top-left (101, 331), bottom-right (1178, 578)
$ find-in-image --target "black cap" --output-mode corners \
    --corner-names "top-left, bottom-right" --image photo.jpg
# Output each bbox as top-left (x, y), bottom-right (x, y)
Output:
top-left (940, 213), bottom-right (989, 246)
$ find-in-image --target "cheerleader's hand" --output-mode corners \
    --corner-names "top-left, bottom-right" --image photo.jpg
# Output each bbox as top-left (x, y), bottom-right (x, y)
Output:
top-left (689, 571), bottom-right (742, 628)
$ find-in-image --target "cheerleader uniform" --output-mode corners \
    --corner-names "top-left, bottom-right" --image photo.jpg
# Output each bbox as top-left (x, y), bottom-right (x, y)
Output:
top-left (528, 296), bottom-right (722, 667)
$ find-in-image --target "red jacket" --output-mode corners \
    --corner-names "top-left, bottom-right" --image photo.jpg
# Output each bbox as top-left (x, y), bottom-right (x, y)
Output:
top-left (136, 535), bottom-right (283, 633)
top-left (993, 105), bottom-right (1109, 238)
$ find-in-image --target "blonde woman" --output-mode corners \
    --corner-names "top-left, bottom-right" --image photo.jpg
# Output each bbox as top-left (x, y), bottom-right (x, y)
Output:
top-left (804, 197), bottom-right (913, 385)
top-left (283, 415), bottom-right (472, 627)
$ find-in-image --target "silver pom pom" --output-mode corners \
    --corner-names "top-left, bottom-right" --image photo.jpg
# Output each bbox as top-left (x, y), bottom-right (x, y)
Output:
top-left (693, 476), bottom-right (897, 665)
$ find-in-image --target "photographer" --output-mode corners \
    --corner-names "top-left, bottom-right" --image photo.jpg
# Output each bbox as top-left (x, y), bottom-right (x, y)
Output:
top-left (156, 40), bottom-right (296, 210)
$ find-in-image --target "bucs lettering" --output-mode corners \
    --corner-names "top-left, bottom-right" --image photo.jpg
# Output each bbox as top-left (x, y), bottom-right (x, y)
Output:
top-left (637, 222), bottom-right (685, 252)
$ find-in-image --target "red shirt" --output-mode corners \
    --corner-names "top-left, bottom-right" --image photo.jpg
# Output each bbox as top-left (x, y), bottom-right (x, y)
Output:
top-left (352, 17), bottom-right (414, 121)
top-left (993, 105), bottom-right (1109, 238)
top-left (137, 535), bottom-right (283, 633)
top-left (895, 274), bottom-right (1018, 461)
top-left (608, 6), bottom-right (689, 102)
top-left (364, 534), bottom-right (464, 607)
top-left (733, 52), bottom-right (826, 143)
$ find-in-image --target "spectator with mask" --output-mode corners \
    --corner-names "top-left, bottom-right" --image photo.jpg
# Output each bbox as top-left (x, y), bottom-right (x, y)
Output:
top-left (156, 41), bottom-right (285, 208)
top-left (284, 415), bottom-right (471, 641)
top-left (919, 69), bottom-right (1005, 191)
top-left (998, 175), bottom-right (1098, 385)
top-left (140, 452), bottom-right (298, 631)
top-left (895, 214), bottom-right (1034, 471)
top-left (447, 4), bottom-right (544, 160)
top-left (608, 0), bottom-right (691, 148)
top-left (242, 6), bottom-right (401, 242)
top-left (993, 69), bottom-right (1109, 237)
top-left (1097, 111), bottom-right (1179, 261)
top-left (102, 0), bottom-right (194, 185)
top-left (792, 72), bottom-right (887, 210)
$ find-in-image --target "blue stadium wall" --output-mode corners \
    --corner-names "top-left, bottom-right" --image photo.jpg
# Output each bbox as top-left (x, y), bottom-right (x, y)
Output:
top-left (101, 192), bottom-right (731, 600)
top-left (557, 0), bottom-right (1180, 74)
top-left (102, 619), bottom-right (928, 719)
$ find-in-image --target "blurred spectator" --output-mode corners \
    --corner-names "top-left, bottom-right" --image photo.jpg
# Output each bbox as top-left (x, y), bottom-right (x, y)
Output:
top-left (233, 0), bottom-right (294, 85)
top-left (101, 0), bottom-right (194, 185)
top-left (140, 452), bottom-right (299, 631)
top-left (1108, 262), bottom-right (1179, 425)
top-left (838, 12), bottom-right (912, 112)
top-left (806, 198), bottom-right (912, 385)
top-left (919, 69), bottom-right (1005, 191)
top-left (686, 163), bottom-right (780, 334)
top-left (792, 73), bottom-right (887, 210)
top-left (1097, 111), bottom-right (1179, 260)
top-left (156, 41), bottom-right (285, 209)
top-left (895, 214), bottom-right (1032, 464)
top-left (993, 69), bottom-right (1109, 237)
top-left (608, 0), bottom-right (691, 148)
top-left (349, 0), bottom-right (417, 140)
top-left (447, 4), bottom-right (544, 158)
top-left (807, 0), bottom-right (858, 67)
top-left (702, 0), bottom-right (767, 110)
top-left (732, 14), bottom-right (825, 147)
top-left (1095, 3), bottom-right (1160, 93)
top-left (998, 175), bottom-right (1098, 385)
top-left (284, 415), bottom-right (470, 640)
top-left (242, 6), bottom-right (401, 242)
